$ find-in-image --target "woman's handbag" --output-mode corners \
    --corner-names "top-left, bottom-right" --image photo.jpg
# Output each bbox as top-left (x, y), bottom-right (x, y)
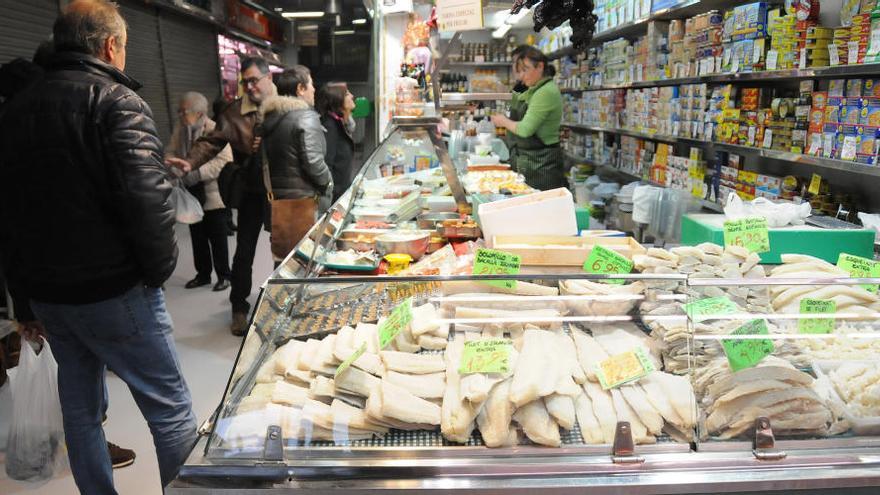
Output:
top-left (261, 147), bottom-right (318, 259)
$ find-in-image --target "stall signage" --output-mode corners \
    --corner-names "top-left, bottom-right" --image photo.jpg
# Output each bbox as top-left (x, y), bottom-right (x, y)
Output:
top-left (836, 253), bottom-right (880, 293)
top-left (798, 299), bottom-right (837, 334)
top-left (378, 297), bottom-right (414, 349)
top-left (723, 216), bottom-right (770, 253)
top-left (436, 0), bottom-right (484, 32)
top-left (335, 343), bottom-right (367, 377)
top-left (683, 296), bottom-right (739, 323)
top-left (583, 245), bottom-right (633, 284)
top-left (722, 319), bottom-right (775, 372)
top-left (473, 248), bottom-right (520, 290)
top-left (458, 339), bottom-right (513, 375)
top-left (228, 0), bottom-right (276, 42)
top-left (596, 347), bottom-right (656, 390)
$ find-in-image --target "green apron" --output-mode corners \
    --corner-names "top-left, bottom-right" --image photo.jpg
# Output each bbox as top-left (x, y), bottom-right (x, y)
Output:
top-left (507, 80), bottom-right (566, 191)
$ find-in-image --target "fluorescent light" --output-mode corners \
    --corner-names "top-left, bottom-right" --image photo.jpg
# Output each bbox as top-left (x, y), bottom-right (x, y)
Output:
top-left (282, 11), bottom-right (325, 18)
top-left (274, 7), bottom-right (283, 12)
top-left (352, 18), bottom-right (367, 24)
top-left (492, 23), bottom-right (512, 39)
top-left (333, 30), bottom-right (355, 35)
top-left (298, 24), bottom-right (319, 31)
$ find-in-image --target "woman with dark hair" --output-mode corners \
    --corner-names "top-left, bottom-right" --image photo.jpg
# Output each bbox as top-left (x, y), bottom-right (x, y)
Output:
top-left (491, 45), bottom-right (565, 191)
top-left (258, 65), bottom-right (333, 262)
top-left (316, 82), bottom-right (356, 202)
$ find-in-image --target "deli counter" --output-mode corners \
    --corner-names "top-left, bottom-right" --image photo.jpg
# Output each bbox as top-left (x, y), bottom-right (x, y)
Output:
top-left (167, 118), bottom-right (880, 494)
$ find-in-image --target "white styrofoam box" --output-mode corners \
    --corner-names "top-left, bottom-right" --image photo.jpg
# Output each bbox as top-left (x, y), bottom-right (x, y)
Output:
top-left (478, 188), bottom-right (578, 248)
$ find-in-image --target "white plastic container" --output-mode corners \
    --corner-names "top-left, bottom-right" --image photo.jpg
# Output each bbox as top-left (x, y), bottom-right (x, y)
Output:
top-left (477, 188), bottom-right (578, 247)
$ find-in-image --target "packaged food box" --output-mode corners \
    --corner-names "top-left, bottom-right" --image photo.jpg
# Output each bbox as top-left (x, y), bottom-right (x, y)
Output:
top-left (847, 79), bottom-right (864, 97)
top-left (829, 79), bottom-right (846, 97)
top-left (841, 103), bottom-right (863, 124)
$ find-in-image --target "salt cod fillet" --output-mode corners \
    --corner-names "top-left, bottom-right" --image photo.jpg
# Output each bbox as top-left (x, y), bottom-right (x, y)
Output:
top-left (380, 380), bottom-right (442, 426)
top-left (381, 351), bottom-right (446, 374)
top-left (619, 384), bottom-right (664, 435)
top-left (329, 399), bottom-right (389, 434)
top-left (610, 388), bottom-right (650, 443)
top-left (510, 328), bottom-right (559, 407)
top-left (513, 399), bottom-right (561, 447)
top-left (335, 366), bottom-right (381, 398)
top-left (544, 393), bottom-right (576, 430)
top-left (574, 391), bottom-right (604, 444)
top-left (441, 334), bottom-right (480, 443)
top-left (583, 380), bottom-right (618, 443)
top-left (571, 329), bottom-right (610, 382)
top-left (638, 372), bottom-right (686, 428)
top-left (476, 378), bottom-right (517, 448)
top-left (385, 370), bottom-right (446, 400)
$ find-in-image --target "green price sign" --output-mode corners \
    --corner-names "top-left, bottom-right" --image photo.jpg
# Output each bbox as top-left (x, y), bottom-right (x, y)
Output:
top-left (798, 299), bottom-right (837, 334)
top-left (723, 216), bottom-right (770, 253)
top-left (335, 343), bottom-right (367, 377)
top-left (583, 245), bottom-right (634, 285)
top-left (458, 339), bottom-right (513, 375)
top-left (721, 319), bottom-right (775, 372)
top-left (378, 297), bottom-right (413, 349)
top-left (473, 248), bottom-right (521, 290)
top-left (837, 253), bottom-right (880, 293)
top-left (683, 296), bottom-right (739, 323)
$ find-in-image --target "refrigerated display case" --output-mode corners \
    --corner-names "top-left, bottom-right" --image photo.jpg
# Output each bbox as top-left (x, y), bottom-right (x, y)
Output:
top-left (169, 257), bottom-right (880, 493)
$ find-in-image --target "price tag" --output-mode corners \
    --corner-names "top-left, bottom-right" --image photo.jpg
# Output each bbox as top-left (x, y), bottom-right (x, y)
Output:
top-left (808, 173), bottom-right (822, 195)
top-left (722, 319), bottom-right (774, 372)
top-left (724, 216), bottom-right (771, 253)
top-left (753, 42), bottom-right (763, 63)
top-left (762, 128), bottom-right (773, 148)
top-left (829, 44), bottom-right (840, 66)
top-left (808, 134), bottom-right (822, 155)
top-left (473, 248), bottom-right (521, 290)
top-left (748, 126), bottom-right (757, 146)
top-left (848, 41), bottom-right (859, 65)
top-left (595, 347), bottom-right (656, 390)
top-left (823, 133), bottom-right (834, 158)
top-left (766, 50), bottom-right (778, 70)
top-left (683, 296), bottom-right (739, 323)
top-left (335, 343), bottom-right (367, 377)
top-left (458, 339), bottom-right (513, 375)
top-left (731, 56), bottom-right (740, 74)
top-left (799, 299), bottom-right (837, 334)
top-left (378, 297), bottom-right (413, 349)
top-left (800, 48), bottom-right (807, 69)
top-left (837, 253), bottom-right (880, 293)
top-left (583, 245), bottom-right (634, 284)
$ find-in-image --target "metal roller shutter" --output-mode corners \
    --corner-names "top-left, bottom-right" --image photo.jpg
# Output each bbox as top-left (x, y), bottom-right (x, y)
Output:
top-left (118, 0), bottom-right (173, 142)
top-left (0, 0), bottom-right (58, 64)
top-left (159, 11), bottom-right (220, 117)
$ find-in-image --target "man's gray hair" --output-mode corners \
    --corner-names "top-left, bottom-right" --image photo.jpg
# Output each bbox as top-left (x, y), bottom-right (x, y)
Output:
top-left (180, 92), bottom-right (209, 115)
top-left (54, 0), bottom-right (127, 57)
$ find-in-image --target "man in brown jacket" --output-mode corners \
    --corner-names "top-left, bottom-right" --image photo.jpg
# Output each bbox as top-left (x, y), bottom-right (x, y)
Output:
top-left (166, 57), bottom-right (276, 336)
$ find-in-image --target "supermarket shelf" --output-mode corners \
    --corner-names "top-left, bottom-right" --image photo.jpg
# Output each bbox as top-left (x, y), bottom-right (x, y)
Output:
top-left (440, 92), bottom-right (512, 102)
top-left (445, 61), bottom-right (513, 68)
top-left (562, 123), bottom-right (880, 177)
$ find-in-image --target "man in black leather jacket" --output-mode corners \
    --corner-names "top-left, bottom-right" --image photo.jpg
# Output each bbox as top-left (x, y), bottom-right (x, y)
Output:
top-left (0, 1), bottom-right (196, 492)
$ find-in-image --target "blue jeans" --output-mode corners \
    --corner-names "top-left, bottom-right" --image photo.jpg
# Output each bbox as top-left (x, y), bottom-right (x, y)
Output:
top-left (31, 285), bottom-right (197, 494)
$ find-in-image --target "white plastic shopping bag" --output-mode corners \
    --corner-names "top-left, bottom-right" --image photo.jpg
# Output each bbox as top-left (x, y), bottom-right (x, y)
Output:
top-left (5, 339), bottom-right (67, 482)
top-left (169, 183), bottom-right (204, 224)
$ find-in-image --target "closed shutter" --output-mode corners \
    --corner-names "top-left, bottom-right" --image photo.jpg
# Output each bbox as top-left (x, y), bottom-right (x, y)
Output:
top-left (0, 0), bottom-right (57, 64)
top-left (118, 0), bottom-right (173, 143)
top-left (159, 11), bottom-right (220, 116)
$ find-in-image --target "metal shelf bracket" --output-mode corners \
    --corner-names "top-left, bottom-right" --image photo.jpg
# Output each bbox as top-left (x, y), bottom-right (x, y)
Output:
top-left (612, 421), bottom-right (646, 464)
top-left (753, 417), bottom-right (787, 461)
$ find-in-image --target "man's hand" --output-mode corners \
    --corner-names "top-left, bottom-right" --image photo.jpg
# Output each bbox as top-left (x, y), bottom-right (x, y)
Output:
top-left (490, 114), bottom-right (511, 127)
top-left (251, 136), bottom-right (262, 153)
top-left (17, 320), bottom-right (46, 342)
top-left (165, 157), bottom-right (192, 173)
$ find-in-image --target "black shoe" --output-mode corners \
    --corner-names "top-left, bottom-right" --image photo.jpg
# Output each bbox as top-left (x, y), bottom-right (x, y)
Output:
top-left (230, 312), bottom-right (248, 336)
top-left (108, 442), bottom-right (136, 469)
top-left (213, 278), bottom-right (231, 291)
top-left (185, 276), bottom-right (211, 289)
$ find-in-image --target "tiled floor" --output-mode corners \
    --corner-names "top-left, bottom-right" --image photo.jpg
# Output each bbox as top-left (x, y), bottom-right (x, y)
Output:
top-left (0, 222), bottom-right (274, 494)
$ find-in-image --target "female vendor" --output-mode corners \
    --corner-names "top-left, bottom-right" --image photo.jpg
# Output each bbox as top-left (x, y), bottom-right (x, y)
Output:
top-left (491, 46), bottom-right (565, 191)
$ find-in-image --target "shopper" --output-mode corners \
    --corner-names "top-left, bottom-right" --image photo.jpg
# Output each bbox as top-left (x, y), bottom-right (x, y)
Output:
top-left (167, 92), bottom-right (234, 291)
top-left (316, 82), bottom-right (357, 202)
top-left (166, 57), bottom-right (276, 336)
top-left (491, 45), bottom-right (565, 191)
top-left (0, 1), bottom-right (197, 492)
top-left (259, 65), bottom-right (333, 261)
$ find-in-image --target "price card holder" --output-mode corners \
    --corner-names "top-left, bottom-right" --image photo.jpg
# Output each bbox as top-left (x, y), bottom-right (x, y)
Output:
top-left (762, 128), bottom-right (773, 148)
top-left (458, 339), bottom-right (513, 375)
top-left (473, 248), bottom-right (521, 290)
top-left (731, 56), bottom-right (740, 74)
top-left (378, 297), bottom-right (414, 349)
top-left (335, 343), bottom-right (367, 376)
top-left (808, 173), bottom-right (822, 195)
top-left (583, 245), bottom-right (634, 284)
top-left (848, 41), bottom-right (859, 65)
top-left (799, 48), bottom-right (807, 69)
top-left (748, 126), bottom-right (757, 146)
top-left (829, 44), bottom-right (840, 66)
top-left (683, 296), bottom-right (739, 323)
top-left (596, 347), bottom-right (656, 390)
top-left (766, 50), bottom-right (778, 70)
top-left (721, 319), bottom-right (775, 372)
top-left (837, 253), bottom-right (880, 293)
top-left (724, 216), bottom-right (771, 253)
top-left (798, 299), bottom-right (836, 334)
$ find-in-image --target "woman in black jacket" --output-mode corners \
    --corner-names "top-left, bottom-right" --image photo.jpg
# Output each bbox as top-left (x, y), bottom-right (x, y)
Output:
top-left (316, 82), bottom-right (356, 202)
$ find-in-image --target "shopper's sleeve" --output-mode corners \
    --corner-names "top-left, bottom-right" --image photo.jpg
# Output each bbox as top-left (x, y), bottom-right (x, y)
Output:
top-left (514, 86), bottom-right (557, 138)
top-left (324, 119), bottom-right (339, 176)
top-left (299, 113), bottom-right (333, 192)
top-left (103, 88), bottom-right (178, 287)
top-left (187, 112), bottom-right (233, 169)
top-left (195, 143), bottom-right (233, 183)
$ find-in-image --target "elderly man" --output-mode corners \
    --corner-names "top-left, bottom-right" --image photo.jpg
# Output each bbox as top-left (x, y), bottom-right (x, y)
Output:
top-left (167, 92), bottom-right (234, 292)
top-left (167, 57), bottom-right (276, 336)
top-left (0, 1), bottom-right (196, 492)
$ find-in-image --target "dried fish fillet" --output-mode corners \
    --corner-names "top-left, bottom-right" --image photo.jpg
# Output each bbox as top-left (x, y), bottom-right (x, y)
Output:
top-left (380, 380), bottom-right (442, 426)
top-left (385, 370), bottom-right (446, 400)
top-left (476, 379), bottom-right (517, 447)
top-left (544, 393), bottom-right (576, 430)
top-left (381, 351), bottom-right (446, 374)
top-left (513, 399), bottom-right (561, 447)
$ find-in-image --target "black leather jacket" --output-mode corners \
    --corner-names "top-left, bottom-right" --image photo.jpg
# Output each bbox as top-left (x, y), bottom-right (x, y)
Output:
top-left (0, 52), bottom-right (177, 304)
top-left (260, 95), bottom-right (332, 203)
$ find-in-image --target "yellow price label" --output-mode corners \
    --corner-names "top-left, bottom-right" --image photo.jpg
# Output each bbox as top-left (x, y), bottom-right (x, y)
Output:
top-left (595, 347), bottom-right (656, 390)
top-left (808, 174), bottom-right (822, 195)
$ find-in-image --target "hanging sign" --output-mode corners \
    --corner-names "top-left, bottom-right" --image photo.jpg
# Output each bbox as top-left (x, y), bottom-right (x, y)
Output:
top-left (436, 0), bottom-right (484, 32)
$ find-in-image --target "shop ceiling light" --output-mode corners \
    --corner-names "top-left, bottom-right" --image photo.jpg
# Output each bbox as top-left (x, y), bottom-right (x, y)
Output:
top-left (353, 18), bottom-right (367, 24)
top-left (298, 24), bottom-right (320, 30)
top-left (282, 11), bottom-right (325, 18)
top-left (334, 30), bottom-right (355, 35)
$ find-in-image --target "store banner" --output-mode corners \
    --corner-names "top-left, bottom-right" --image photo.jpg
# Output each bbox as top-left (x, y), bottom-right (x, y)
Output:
top-left (226, 0), bottom-right (282, 43)
top-left (436, 0), bottom-right (484, 33)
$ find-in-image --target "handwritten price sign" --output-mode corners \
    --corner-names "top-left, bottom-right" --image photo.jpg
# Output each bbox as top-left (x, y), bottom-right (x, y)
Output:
top-left (723, 217), bottom-right (770, 253)
top-left (799, 298), bottom-right (836, 334)
top-left (721, 319), bottom-right (774, 372)
top-left (595, 347), bottom-right (656, 390)
top-left (335, 343), bottom-right (367, 377)
top-left (378, 297), bottom-right (413, 349)
top-left (837, 253), bottom-right (880, 294)
top-left (583, 245), bottom-right (634, 284)
top-left (458, 339), bottom-right (513, 375)
top-left (473, 248), bottom-right (521, 290)
top-left (683, 296), bottom-right (739, 323)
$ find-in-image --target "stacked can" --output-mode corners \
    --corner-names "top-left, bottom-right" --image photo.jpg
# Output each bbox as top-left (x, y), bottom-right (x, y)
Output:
top-left (848, 13), bottom-right (871, 64)
top-left (767, 8), bottom-right (798, 69)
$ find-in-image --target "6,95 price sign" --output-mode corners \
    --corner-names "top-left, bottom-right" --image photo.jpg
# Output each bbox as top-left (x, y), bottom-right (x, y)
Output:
top-left (583, 245), bottom-right (633, 284)
top-left (723, 216), bottom-right (770, 253)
